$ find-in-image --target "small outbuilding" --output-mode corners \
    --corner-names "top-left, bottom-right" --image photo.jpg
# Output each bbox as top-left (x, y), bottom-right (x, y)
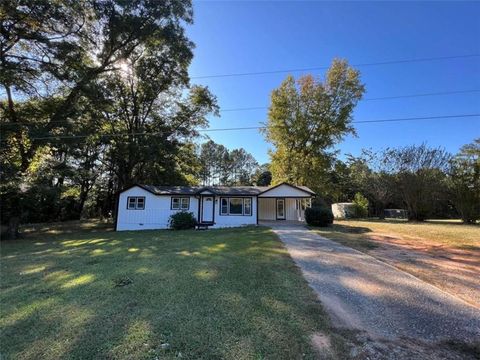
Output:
top-left (331, 202), bottom-right (356, 219)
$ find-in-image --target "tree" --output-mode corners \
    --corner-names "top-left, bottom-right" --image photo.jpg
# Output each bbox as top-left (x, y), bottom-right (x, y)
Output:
top-left (198, 140), bottom-right (259, 186)
top-left (383, 144), bottom-right (451, 221)
top-left (448, 139), bottom-right (480, 224)
top-left (198, 140), bottom-right (229, 185)
top-left (229, 149), bottom-right (258, 185)
top-left (254, 164), bottom-right (272, 186)
top-left (346, 151), bottom-right (396, 218)
top-left (99, 72), bottom-right (217, 190)
top-left (323, 160), bottom-right (355, 203)
top-left (1, 0), bottom-right (89, 170)
top-left (1, 0), bottom-right (200, 177)
top-left (1, 0), bottom-right (222, 237)
top-left (263, 59), bottom-right (365, 193)
top-left (353, 192), bottom-right (369, 218)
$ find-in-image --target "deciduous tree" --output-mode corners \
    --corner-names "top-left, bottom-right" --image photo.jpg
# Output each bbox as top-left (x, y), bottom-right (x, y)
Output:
top-left (382, 144), bottom-right (451, 221)
top-left (263, 59), bottom-right (365, 193)
top-left (448, 139), bottom-right (480, 223)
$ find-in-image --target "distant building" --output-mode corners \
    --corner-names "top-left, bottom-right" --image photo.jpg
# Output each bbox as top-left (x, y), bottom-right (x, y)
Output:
top-left (331, 203), bottom-right (356, 219)
top-left (384, 209), bottom-right (408, 219)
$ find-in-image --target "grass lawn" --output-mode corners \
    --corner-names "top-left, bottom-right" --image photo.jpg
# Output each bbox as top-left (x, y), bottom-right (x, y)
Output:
top-left (311, 219), bottom-right (480, 307)
top-left (312, 219), bottom-right (479, 251)
top-left (1, 223), bottom-right (341, 360)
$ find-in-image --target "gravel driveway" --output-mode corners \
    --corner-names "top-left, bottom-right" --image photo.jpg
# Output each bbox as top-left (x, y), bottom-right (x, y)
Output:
top-left (270, 224), bottom-right (480, 358)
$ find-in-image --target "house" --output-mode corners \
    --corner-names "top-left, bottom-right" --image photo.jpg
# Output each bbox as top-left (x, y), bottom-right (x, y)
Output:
top-left (115, 183), bottom-right (315, 230)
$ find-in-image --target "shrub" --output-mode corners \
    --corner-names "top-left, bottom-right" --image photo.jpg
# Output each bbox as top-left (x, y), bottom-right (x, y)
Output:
top-left (169, 211), bottom-right (197, 230)
top-left (305, 207), bottom-right (334, 227)
top-left (353, 192), bottom-right (369, 218)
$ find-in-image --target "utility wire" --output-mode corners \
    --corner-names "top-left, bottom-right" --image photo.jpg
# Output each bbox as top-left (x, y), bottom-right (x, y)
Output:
top-left (191, 54), bottom-right (480, 79)
top-left (2, 113), bottom-right (478, 141)
top-left (220, 89), bottom-right (480, 112)
top-left (2, 89), bottom-right (479, 127)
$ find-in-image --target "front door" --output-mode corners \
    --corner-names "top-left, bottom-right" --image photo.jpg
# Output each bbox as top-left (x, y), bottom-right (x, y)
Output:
top-left (201, 196), bottom-right (214, 223)
top-left (276, 198), bottom-right (285, 220)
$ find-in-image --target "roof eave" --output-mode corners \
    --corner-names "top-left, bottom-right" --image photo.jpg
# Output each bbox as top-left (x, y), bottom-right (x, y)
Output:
top-left (257, 182), bottom-right (316, 196)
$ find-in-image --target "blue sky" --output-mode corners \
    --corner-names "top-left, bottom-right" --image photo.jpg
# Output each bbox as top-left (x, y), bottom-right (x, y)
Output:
top-left (187, 1), bottom-right (480, 164)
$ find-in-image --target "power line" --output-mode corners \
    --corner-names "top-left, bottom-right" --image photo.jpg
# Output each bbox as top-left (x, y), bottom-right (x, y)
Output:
top-left (2, 113), bottom-right (478, 141)
top-left (2, 89), bottom-right (479, 127)
top-left (353, 113), bottom-right (479, 124)
top-left (364, 89), bottom-right (480, 101)
top-left (191, 54), bottom-right (480, 79)
top-left (220, 89), bottom-right (480, 112)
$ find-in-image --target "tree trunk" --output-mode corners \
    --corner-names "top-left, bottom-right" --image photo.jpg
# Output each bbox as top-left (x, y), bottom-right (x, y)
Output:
top-left (7, 217), bottom-right (20, 240)
top-left (77, 183), bottom-right (90, 219)
top-left (4, 85), bottom-right (29, 171)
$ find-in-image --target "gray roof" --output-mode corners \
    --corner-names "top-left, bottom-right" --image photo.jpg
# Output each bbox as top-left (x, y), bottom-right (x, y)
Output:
top-left (141, 185), bottom-right (202, 195)
top-left (203, 186), bottom-right (270, 195)
top-left (130, 183), bottom-right (315, 196)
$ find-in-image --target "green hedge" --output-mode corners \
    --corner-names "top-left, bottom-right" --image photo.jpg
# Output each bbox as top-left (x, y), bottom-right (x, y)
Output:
top-left (169, 211), bottom-right (197, 230)
top-left (305, 207), bottom-right (334, 227)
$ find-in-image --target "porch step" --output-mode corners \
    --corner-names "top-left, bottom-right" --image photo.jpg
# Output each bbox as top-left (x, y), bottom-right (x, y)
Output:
top-left (196, 222), bottom-right (214, 230)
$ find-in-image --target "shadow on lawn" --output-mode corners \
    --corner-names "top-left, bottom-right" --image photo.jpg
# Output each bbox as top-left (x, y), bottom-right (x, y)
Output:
top-left (19, 219), bottom-right (114, 238)
top-left (1, 226), bottom-right (333, 359)
top-left (329, 223), bottom-right (372, 234)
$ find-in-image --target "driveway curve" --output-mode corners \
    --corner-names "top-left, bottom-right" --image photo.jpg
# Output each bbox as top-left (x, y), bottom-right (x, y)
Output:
top-left (270, 224), bottom-right (480, 347)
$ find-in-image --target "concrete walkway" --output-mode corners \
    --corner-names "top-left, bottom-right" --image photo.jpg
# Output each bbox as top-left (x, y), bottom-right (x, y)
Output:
top-left (270, 223), bottom-right (480, 343)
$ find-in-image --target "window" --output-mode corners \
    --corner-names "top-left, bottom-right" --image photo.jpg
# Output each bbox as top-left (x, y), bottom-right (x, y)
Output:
top-left (244, 198), bottom-right (252, 215)
top-left (127, 196), bottom-right (145, 210)
top-left (221, 198), bottom-right (228, 215)
top-left (229, 198), bottom-right (243, 215)
top-left (220, 197), bottom-right (253, 216)
top-left (171, 197), bottom-right (190, 210)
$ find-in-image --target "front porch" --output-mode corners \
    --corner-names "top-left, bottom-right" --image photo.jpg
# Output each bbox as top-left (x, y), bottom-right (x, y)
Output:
top-left (257, 197), bottom-right (312, 222)
top-left (259, 220), bottom-right (306, 228)
top-left (256, 183), bottom-right (314, 223)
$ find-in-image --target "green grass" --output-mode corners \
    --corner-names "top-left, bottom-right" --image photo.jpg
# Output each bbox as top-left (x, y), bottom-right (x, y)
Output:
top-left (1, 224), bottom-right (340, 360)
top-left (312, 219), bottom-right (480, 251)
top-left (309, 223), bottom-right (379, 251)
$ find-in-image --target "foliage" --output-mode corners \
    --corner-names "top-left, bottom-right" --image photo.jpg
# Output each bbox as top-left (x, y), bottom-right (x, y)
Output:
top-left (382, 144), bottom-right (451, 221)
top-left (1, 0), bottom-right (197, 170)
top-left (1, 0), bottom-right (475, 229)
top-left (169, 211), bottom-right (197, 230)
top-left (252, 163), bottom-right (272, 186)
top-left (198, 140), bottom-right (259, 185)
top-left (256, 170), bottom-right (272, 186)
top-left (305, 207), bottom-right (334, 227)
top-left (320, 143), bottom-right (478, 223)
top-left (447, 139), bottom-right (480, 224)
top-left (353, 192), bottom-right (369, 218)
top-left (343, 151), bottom-right (396, 218)
top-left (263, 59), bottom-right (365, 192)
top-left (0, 0), bottom-right (222, 235)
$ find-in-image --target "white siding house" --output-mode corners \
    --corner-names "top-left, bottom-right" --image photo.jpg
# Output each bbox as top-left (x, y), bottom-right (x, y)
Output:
top-left (115, 183), bottom-right (314, 231)
top-left (116, 186), bottom-right (200, 231)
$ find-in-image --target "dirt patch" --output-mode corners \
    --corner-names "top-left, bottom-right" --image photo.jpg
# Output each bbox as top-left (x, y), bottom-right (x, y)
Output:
top-left (311, 332), bottom-right (332, 352)
top-left (366, 232), bottom-right (480, 308)
top-left (341, 330), bottom-right (480, 360)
